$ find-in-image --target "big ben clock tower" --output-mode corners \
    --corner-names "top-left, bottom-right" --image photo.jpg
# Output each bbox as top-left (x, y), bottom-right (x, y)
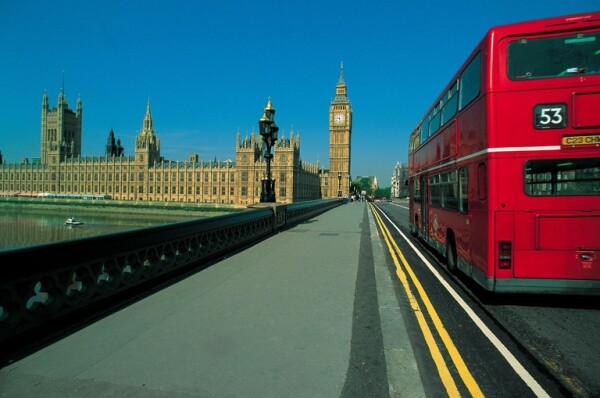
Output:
top-left (329, 63), bottom-right (352, 197)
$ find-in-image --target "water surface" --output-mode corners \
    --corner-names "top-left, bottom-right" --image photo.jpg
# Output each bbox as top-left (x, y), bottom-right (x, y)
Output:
top-left (0, 208), bottom-right (200, 251)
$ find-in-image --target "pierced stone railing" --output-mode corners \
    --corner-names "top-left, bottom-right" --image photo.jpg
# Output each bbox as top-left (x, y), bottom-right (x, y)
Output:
top-left (0, 199), bottom-right (342, 357)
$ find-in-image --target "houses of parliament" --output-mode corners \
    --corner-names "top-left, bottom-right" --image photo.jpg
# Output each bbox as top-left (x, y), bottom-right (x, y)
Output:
top-left (0, 68), bottom-right (353, 206)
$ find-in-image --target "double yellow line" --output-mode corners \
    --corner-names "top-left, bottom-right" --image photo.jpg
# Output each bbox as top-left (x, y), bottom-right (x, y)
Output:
top-left (370, 203), bottom-right (484, 397)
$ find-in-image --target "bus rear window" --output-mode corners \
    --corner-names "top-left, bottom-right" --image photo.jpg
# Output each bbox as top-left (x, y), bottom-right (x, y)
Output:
top-left (524, 158), bottom-right (600, 196)
top-left (508, 32), bottom-right (600, 80)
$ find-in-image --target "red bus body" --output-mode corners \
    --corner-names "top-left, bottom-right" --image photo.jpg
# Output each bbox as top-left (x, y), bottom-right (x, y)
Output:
top-left (408, 11), bottom-right (600, 294)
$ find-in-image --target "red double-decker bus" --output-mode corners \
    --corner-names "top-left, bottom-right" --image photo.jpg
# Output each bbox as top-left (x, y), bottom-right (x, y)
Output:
top-left (407, 11), bottom-right (600, 294)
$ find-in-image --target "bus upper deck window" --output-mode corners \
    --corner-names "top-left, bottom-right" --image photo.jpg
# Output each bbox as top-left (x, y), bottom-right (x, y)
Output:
top-left (508, 33), bottom-right (600, 80)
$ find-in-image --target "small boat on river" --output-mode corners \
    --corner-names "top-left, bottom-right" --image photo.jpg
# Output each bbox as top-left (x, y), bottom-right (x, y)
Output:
top-left (65, 217), bottom-right (84, 226)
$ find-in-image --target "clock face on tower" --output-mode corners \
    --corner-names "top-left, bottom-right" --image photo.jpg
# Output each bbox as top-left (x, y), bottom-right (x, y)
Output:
top-left (334, 113), bottom-right (345, 124)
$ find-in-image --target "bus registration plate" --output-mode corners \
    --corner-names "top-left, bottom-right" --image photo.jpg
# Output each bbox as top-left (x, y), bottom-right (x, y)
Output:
top-left (562, 134), bottom-right (600, 146)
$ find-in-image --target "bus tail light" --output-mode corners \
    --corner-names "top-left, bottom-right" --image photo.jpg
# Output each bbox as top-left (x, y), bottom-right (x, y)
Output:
top-left (498, 241), bottom-right (512, 269)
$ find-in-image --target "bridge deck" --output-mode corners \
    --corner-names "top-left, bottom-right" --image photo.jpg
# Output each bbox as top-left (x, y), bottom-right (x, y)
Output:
top-left (0, 202), bottom-right (424, 398)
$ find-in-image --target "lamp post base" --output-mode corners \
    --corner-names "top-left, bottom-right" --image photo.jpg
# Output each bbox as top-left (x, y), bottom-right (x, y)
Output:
top-left (260, 179), bottom-right (276, 203)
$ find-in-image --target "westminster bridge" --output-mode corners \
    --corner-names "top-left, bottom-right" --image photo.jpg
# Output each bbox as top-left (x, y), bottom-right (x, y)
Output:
top-left (0, 199), bottom-right (426, 397)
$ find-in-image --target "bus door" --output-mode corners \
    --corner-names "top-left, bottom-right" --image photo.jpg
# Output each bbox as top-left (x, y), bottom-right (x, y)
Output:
top-left (420, 175), bottom-right (428, 238)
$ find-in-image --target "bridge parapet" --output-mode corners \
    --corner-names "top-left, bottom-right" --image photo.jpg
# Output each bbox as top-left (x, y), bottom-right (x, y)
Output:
top-left (0, 199), bottom-right (342, 359)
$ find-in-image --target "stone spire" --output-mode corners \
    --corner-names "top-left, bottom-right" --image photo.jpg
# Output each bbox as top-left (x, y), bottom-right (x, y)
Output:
top-left (333, 62), bottom-right (348, 103)
top-left (141, 98), bottom-right (154, 137)
top-left (135, 98), bottom-right (160, 165)
top-left (337, 61), bottom-right (345, 86)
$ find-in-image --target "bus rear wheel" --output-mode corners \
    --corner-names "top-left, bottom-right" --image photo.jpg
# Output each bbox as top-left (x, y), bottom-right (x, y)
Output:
top-left (446, 234), bottom-right (457, 273)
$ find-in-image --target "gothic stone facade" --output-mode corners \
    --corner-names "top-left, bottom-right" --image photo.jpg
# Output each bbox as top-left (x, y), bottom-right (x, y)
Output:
top-left (1, 70), bottom-right (351, 205)
top-left (1, 95), bottom-right (320, 205)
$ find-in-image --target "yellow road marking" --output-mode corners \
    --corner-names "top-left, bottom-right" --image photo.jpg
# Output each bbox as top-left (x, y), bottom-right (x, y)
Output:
top-left (370, 203), bottom-right (484, 397)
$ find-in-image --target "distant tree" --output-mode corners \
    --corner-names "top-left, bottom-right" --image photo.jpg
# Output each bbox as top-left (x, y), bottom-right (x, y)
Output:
top-left (355, 177), bottom-right (372, 195)
top-left (374, 186), bottom-right (391, 199)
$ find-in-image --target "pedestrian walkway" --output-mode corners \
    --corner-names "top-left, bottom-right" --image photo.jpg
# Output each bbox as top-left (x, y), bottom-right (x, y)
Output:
top-left (0, 202), bottom-right (425, 398)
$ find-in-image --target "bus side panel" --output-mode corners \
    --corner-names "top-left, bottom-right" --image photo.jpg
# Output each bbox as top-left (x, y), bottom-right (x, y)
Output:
top-left (408, 178), bottom-right (419, 234)
top-left (413, 124), bottom-right (457, 171)
top-left (457, 95), bottom-right (487, 158)
top-left (467, 162), bottom-right (489, 279)
top-left (513, 211), bottom-right (600, 280)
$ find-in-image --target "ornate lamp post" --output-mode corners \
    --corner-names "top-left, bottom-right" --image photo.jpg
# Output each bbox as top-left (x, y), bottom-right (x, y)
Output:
top-left (258, 98), bottom-right (279, 203)
top-left (337, 172), bottom-right (342, 197)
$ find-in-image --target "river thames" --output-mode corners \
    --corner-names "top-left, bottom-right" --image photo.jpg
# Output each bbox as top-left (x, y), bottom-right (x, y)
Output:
top-left (0, 207), bottom-right (201, 252)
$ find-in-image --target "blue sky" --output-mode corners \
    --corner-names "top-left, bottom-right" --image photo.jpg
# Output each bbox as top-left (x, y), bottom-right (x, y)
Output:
top-left (0, 1), bottom-right (597, 185)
